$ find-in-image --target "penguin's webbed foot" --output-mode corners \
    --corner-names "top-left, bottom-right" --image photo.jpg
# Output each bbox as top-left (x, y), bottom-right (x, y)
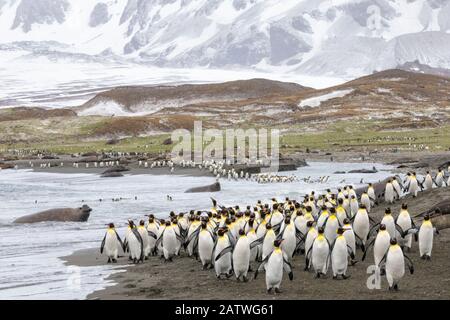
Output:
top-left (112, 259), bottom-right (117, 263)
top-left (243, 276), bottom-right (249, 283)
top-left (342, 274), bottom-right (350, 280)
top-left (274, 288), bottom-right (282, 294)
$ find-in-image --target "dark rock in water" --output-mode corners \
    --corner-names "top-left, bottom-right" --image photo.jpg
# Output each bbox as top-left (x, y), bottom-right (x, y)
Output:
top-left (163, 138), bottom-right (173, 145)
top-left (412, 162), bottom-right (429, 168)
top-left (0, 162), bottom-right (14, 170)
top-left (106, 138), bottom-right (120, 145)
top-left (79, 156), bottom-right (98, 163)
top-left (102, 166), bottom-right (129, 174)
top-left (334, 171), bottom-right (346, 174)
top-left (14, 205), bottom-right (92, 224)
top-left (81, 152), bottom-right (99, 157)
top-left (348, 168), bottom-right (378, 174)
top-left (397, 165), bottom-right (409, 168)
top-left (185, 182), bottom-right (221, 193)
top-left (101, 171), bottom-right (124, 178)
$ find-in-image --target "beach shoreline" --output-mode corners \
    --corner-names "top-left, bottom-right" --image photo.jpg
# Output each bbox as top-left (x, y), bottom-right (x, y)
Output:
top-left (62, 186), bottom-right (450, 300)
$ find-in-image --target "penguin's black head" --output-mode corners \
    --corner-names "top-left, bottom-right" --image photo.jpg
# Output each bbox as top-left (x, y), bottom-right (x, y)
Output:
top-left (178, 212), bottom-right (184, 218)
top-left (318, 227), bottom-right (325, 234)
top-left (217, 228), bottom-right (226, 237)
top-left (327, 189), bottom-right (331, 193)
top-left (385, 208), bottom-right (391, 215)
top-left (201, 221), bottom-right (207, 229)
top-left (295, 202), bottom-right (301, 209)
top-left (309, 197), bottom-right (314, 202)
top-left (284, 216), bottom-right (291, 224)
top-left (189, 210), bottom-right (195, 215)
top-left (351, 195), bottom-right (356, 200)
top-left (424, 214), bottom-right (430, 221)
top-left (402, 203), bottom-right (408, 210)
top-left (349, 186), bottom-right (353, 190)
top-left (343, 218), bottom-right (350, 225)
top-left (311, 191), bottom-right (315, 195)
top-left (273, 239), bottom-right (284, 248)
top-left (108, 223), bottom-right (115, 228)
top-left (238, 229), bottom-right (245, 236)
top-left (321, 205), bottom-right (327, 211)
top-left (306, 221), bottom-right (314, 228)
top-left (250, 213), bottom-right (255, 219)
top-left (139, 220), bottom-right (145, 226)
top-left (273, 203), bottom-right (279, 210)
top-left (368, 183), bottom-right (372, 187)
top-left (359, 204), bottom-right (366, 209)
top-left (170, 211), bottom-right (175, 217)
top-left (285, 197), bottom-right (289, 201)
top-left (257, 200), bottom-right (262, 204)
top-left (380, 224), bottom-right (386, 231)
top-left (160, 219), bottom-right (166, 225)
top-left (338, 188), bottom-right (342, 192)
top-left (266, 223), bottom-right (272, 230)
top-left (390, 238), bottom-right (398, 245)
top-left (149, 214), bottom-right (155, 219)
top-left (393, 177), bottom-right (397, 181)
top-left (225, 218), bottom-right (232, 225)
top-left (337, 227), bottom-right (344, 235)
top-left (128, 220), bottom-right (135, 227)
top-left (338, 198), bottom-right (344, 205)
top-left (207, 212), bottom-right (212, 218)
top-left (329, 207), bottom-right (336, 214)
top-left (165, 220), bottom-right (171, 227)
top-left (306, 206), bottom-right (312, 213)
top-left (247, 205), bottom-right (251, 210)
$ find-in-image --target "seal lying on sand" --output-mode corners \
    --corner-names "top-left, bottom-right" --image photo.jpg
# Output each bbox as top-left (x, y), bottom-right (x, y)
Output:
top-left (414, 199), bottom-right (450, 218)
top-left (185, 182), bottom-right (221, 193)
top-left (14, 205), bottom-right (92, 223)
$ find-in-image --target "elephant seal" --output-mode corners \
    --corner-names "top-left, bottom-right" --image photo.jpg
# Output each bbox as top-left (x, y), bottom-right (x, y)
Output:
top-left (354, 177), bottom-right (395, 203)
top-left (414, 199), bottom-right (450, 219)
top-left (14, 205), bottom-right (92, 224)
top-left (185, 182), bottom-right (221, 193)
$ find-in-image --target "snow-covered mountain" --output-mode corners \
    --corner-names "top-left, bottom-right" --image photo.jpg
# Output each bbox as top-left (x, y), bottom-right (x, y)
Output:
top-left (1, 0), bottom-right (450, 78)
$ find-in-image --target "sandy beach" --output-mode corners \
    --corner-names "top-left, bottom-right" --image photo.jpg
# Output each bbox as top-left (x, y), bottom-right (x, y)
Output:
top-left (63, 185), bottom-right (450, 300)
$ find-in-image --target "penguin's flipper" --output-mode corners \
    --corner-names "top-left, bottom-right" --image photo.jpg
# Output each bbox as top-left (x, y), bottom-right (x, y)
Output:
top-left (295, 230), bottom-right (305, 243)
top-left (155, 229), bottom-right (165, 249)
top-left (404, 254), bottom-right (414, 274)
top-left (147, 231), bottom-right (158, 239)
top-left (250, 238), bottom-right (264, 250)
top-left (100, 234), bottom-right (106, 254)
top-left (184, 227), bottom-right (200, 247)
top-left (283, 258), bottom-right (294, 281)
top-left (114, 230), bottom-right (124, 250)
top-left (368, 216), bottom-right (377, 224)
top-left (210, 197), bottom-right (217, 208)
top-left (368, 222), bottom-right (381, 238)
top-left (215, 245), bottom-right (233, 262)
top-left (254, 253), bottom-right (272, 279)
top-left (395, 223), bottom-right (407, 238)
top-left (347, 245), bottom-right (356, 260)
top-left (378, 249), bottom-right (389, 269)
top-left (132, 229), bottom-right (145, 261)
top-left (175, 232), bottom-right (184, 244)
top-left (361, 238), bottom-right (375, 261)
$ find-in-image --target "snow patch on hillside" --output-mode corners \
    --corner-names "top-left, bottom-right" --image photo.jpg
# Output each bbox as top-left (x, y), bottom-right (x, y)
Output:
top-left (298, 89), bottom-right (354, 108)
top-left (78, 101), bottom-right (131, 117)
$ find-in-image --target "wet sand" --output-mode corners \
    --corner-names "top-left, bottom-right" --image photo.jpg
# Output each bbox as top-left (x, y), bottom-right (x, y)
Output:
top-left (63, 186), bottom-right (450, 300)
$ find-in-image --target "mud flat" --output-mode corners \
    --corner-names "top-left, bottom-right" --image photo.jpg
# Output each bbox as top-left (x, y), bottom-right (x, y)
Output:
top-left (64, 187), bottom-right (450, 300)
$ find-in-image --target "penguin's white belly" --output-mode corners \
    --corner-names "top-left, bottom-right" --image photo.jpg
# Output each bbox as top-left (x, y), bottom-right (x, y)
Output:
top-left (105, 232), bottom-right (119, 258)
top-left (198, 233), bottom-right (214, 264)
top-left (262, 233), bottom-right (276, 260)
top-left (233, 239), bottom-right (250, 276)
top-left (305, 232), bottom-right (317, 258)
top-left (317, 214), bottom-right (328, 228)
top-left (312, 240), bottom-right (329, 273)
top-left (266, 253), bottom-right (283, 289)
top-left (409, 180), bottom-right (418, 196)
top-left (397, 215), bottom-right (412, 247)
top-left (331, 239), bottom-right (348, 275)
top-left (247, 232), bottom-right (258, 262)
top-left (282, 228), bottom-right (296, 259)
top-left (343, 230), bottom-right (355, 253)
top-left (324, 219), bottom-right (338, 243)
top-left (128, 236), bottom-right (141, 260)
top-left (419, 226), bottom-right (433, 257)
top-left (353, 213), bottom-right (369, 244)
top-left (138, 229), bottom-right (150, 255)
top-left (214, 240), bottom-right (232, 275)
top-left (374, 233), bottom-right (390, 266)
top-left (424, 176), bottom-right (433, 190)
top-left (361, 196), bottom-right (371, 212)
top-left (381, 217), bottom-right (395, 238)
top-left (386, 248), bottom-right (405, 286)
top-left (163, 230), bottom-right (178, 258)
top-left (385, 185), bottom-right (394, 203)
